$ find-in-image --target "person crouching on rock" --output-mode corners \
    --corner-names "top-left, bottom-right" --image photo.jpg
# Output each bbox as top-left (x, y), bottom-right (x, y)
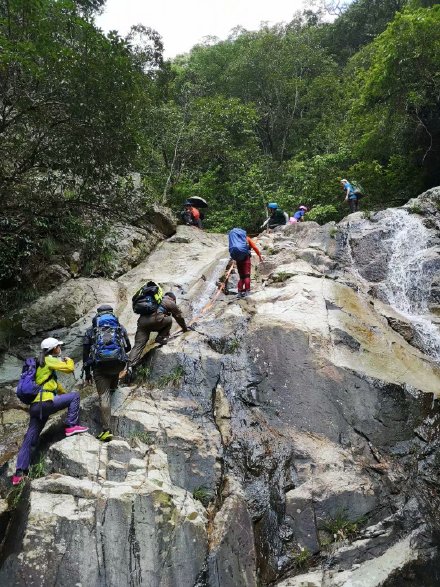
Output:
top-left (83, 305), bottom-right (131, 443)
top-left (129, 291), bottom-right (189, 367)
top-left (181, 201), bottom-right (202, 228)
top-left (289, 205), bottom-right (308, 224)
top-left (12, 338), bottom-right (88, 486)
top-left (261, 203), bottom-right (288, 230)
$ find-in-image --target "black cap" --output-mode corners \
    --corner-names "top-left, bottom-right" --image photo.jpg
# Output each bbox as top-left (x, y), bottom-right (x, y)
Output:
top-left (97, 304), bottom-right (114, 313)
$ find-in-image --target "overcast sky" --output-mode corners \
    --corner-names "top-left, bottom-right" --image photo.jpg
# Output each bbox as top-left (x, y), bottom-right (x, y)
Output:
top-left (97, 0), bottom-right (309, 58)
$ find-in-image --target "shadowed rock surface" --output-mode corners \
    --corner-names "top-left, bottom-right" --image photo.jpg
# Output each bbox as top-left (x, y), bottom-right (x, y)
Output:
top-left (1, 190), bottom-right (440, 586)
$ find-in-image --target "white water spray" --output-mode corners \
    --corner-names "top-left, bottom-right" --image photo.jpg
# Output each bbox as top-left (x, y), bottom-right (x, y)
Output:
top-left (382, 209), bottom-right (440, 360)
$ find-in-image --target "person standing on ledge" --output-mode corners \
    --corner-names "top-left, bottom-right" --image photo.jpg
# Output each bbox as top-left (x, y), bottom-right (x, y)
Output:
top-left (341, 179), bottom-right (359, 213)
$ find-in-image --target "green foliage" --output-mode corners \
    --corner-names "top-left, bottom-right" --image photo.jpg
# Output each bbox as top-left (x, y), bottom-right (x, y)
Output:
top-left (407, 204), bottom-right (424, 215)
top-left (192, 486), bottom-right (214, 507)
top-left (135, 365), bottom-right (151, 384)
top-left (6, 454), bottom-right (47, 509)
top-left (323, 510), bottom-right (366, 543)
top-left (7, 483), bottom-right (25, 509)
top-left (272, 272), bottom-right (292, 284)
top-left (157, 365), bottom-right (185, 387)
top-left (0, 0), bottom-right (162, 308)
top-left (2, 0), bottom-right (440, 316)
top-left (225, 338), bottom-right (240, 352)
top-left (307, 204), bottom-right (339, 225)
top-left (291, 547), bottom-right (312, 569)
top-left (29, 455), bottom-right (47, 480)
top-left (129, 430), bottom-right (154, 445)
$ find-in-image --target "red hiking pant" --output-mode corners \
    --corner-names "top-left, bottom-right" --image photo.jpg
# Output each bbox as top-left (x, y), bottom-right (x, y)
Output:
top-left (236, 256), bottom-right (251, 292)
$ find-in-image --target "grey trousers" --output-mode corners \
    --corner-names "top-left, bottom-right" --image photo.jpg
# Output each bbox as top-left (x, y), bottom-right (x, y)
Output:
top-left (94, 367), bottom-right (120, 431)
top-left (129, 314), bottom-right (173, 366)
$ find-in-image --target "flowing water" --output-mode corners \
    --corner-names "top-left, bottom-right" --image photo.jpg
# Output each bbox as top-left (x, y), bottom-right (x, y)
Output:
top-left (190, 257), bottom-right (229, 318)
top-left (381, 209), bottom-right (440, 360)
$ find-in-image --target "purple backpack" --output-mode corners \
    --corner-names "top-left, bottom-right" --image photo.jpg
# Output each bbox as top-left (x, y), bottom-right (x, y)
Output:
top-left (16, 358), bottom-right (45, 405)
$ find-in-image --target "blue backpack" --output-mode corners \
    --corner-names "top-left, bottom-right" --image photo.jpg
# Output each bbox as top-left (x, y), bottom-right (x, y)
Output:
top-left (16, 358), bottom-right (52, 405)
top-left (228, 228), bottom-right (250, 262)
top-left (91, 313), bottom-right (127, 366)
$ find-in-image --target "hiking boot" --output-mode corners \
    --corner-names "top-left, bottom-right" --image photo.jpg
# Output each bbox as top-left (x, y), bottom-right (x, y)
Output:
top-left (237, 292), bottom-right (245, 299)
top-left (97, 430), bottom-right (113, 442)
top-left (12, 471), bottom-right (25, 486)
top-left (65, 425), bottom-right (89, 437)
top-left (155, 336), bottom-right (168, 346)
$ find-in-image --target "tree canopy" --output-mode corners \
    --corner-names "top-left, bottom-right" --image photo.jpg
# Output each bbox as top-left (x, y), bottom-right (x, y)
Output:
top-left (2, 0), bottom-right (440, 310)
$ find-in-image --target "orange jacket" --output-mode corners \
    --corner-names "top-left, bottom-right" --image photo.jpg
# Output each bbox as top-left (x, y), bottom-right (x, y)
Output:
top-left (247, 237), bottom-right (262, 260)
top-left (190, 206), bottom-right (200, 221)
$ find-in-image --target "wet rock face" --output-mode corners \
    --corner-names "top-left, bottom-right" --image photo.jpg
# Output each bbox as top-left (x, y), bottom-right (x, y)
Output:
top-left (0, 438), bottom-right (208, 587)
top-left (2, 196), bottom-right (440, 586)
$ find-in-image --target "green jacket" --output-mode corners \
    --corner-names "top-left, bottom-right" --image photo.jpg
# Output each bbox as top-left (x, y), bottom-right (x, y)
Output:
top-left (269, 208), bottom-right (287, 227)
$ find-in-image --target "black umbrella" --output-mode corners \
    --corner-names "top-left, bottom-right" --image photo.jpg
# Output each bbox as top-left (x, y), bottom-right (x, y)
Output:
top-left (187, 196), bottom-right (208, 208)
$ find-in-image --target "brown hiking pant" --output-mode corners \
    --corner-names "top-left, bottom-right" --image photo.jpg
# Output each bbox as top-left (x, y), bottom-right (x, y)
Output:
top-left (94, 365), bottom-right (121, 431)
top-left (129, 313), bottom-right (173, 366)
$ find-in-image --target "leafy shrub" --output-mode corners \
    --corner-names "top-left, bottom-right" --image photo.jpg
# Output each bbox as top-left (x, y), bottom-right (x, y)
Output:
top-left (307, 204), bottom-right (339, 224)
top-left (158, 365), bottom-right (185, 387)
top-left (192, 486), bottom-right (214, 507)
top-left (291, 547), bottom-right (312, 569)
top-left (272, 271), bottom-right (292, 283)
top-left (322, 510), bottom-right (366, 543)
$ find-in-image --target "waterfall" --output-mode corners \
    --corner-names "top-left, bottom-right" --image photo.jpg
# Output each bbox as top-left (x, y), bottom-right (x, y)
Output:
top-left (381, 209), bottom-right (440, 360)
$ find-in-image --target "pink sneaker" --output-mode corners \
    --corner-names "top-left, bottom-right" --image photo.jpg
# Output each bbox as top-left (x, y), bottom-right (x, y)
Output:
top-left (65, 425), bottom-right (89, 437)
top-left (12, 473), bottom-right (25, 486)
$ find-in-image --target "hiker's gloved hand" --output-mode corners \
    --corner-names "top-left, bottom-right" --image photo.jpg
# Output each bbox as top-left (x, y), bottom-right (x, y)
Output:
top-left (84, 368), bottom-right (93, 384)
top-left (187, 325), bottom-right (196, 331)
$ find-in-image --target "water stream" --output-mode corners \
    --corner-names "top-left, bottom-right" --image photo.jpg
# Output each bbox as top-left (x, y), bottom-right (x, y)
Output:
top-left (381, 209), bottom-right (440, 360)
top-left (190, 257), bottom-right (229, 318)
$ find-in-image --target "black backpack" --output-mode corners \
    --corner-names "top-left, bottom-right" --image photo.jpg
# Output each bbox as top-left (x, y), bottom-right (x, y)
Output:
top-left (132, 281), bottom-right (164, 316)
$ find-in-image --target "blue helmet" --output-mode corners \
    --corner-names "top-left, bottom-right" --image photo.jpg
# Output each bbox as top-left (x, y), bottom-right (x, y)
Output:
top-left (267, 202), bottom-right (278, 209)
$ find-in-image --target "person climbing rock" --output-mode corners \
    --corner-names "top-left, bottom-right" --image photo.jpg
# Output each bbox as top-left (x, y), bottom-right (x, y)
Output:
top-left (129, 289), bottom-right (189, 367)
top-left (12, 338), bottom-right (88, 485)
top-left (181, 201), bottom-right (202, 228)
top-left (341, 179), bottom-right (360, 213)
top-left (228, 228), bottom-right (263, 298)
top-left (289, 205), bottom-right (308, 224)
top-left (261, 203), bottom-right (288, 230)
top-left (83, 305), bottom-right (131, 443)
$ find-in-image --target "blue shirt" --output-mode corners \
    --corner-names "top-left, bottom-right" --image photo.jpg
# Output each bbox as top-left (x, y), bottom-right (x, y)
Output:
top-left (343, 182), bottom-right (356, 199)
top-left (293, 210), bottom-right (305, 220)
